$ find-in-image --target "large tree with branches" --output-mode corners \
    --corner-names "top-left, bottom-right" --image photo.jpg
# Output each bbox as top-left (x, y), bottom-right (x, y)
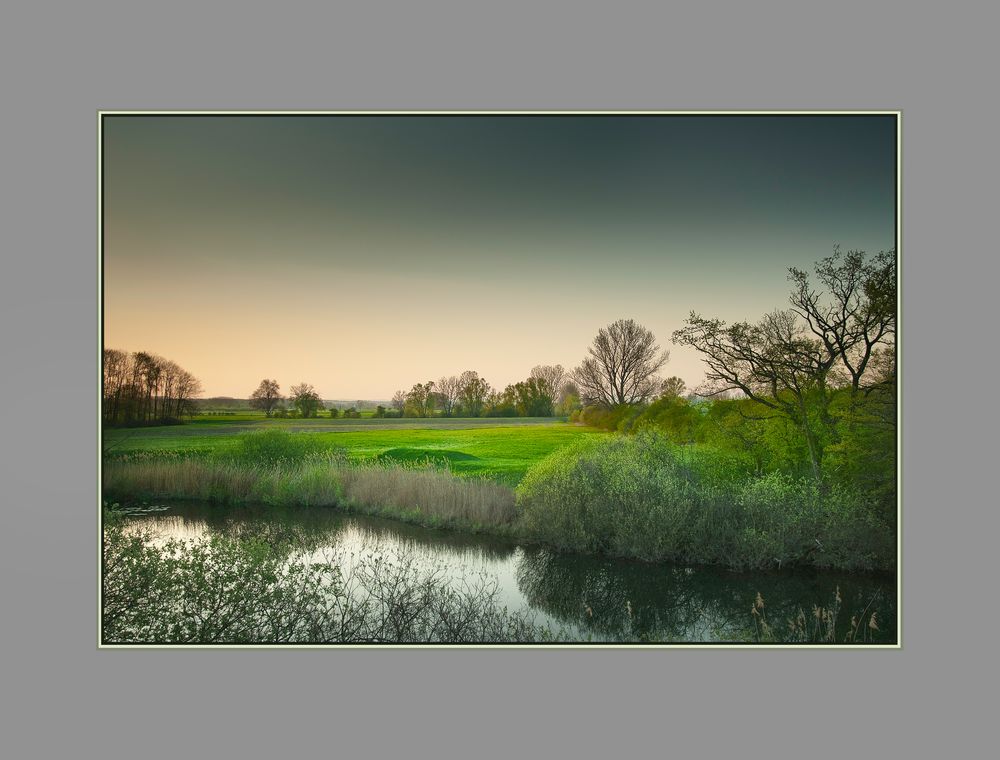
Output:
top-left (573, 319), bottom-right (668, 407)
top-left (249, 379), bottom-right (283, 417)
top-left (672, 248), bottom-right (896, 480)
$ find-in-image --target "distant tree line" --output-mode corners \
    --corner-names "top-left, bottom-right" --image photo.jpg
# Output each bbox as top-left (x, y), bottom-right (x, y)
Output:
top-left (103, 349), bottom-right (202, 427)
top-left (386, 366), bottom-right (581, 419)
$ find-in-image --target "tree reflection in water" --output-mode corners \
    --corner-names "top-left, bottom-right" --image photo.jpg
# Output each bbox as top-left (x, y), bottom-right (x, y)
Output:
top-left (118, 501), bottom-right (895, 643)
top-left (515, 548), bottom-right (895, 643)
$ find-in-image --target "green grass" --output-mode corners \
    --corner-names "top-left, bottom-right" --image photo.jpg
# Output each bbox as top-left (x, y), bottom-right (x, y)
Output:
top-left (104, 418), bottom-right (603, 484)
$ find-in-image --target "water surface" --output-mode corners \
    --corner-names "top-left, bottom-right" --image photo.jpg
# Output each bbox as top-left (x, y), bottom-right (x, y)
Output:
top-left (118, 501), bottom-right (896, 644)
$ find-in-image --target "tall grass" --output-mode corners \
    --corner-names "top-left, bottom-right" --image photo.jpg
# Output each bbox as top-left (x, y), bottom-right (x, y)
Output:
top-left (104, 457), bottom-right (515, 529)
top-left (337, 463), bottom-right (515, 526)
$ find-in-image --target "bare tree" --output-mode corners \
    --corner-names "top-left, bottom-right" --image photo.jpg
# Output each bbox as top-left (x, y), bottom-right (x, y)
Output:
top-left (529, 365), bottom-right (565, 401)
top-left (787, 248), bottom-right (896, 397)
top-left (102, 349), bottom-right (201, 426)
top-left (390, 390), bottom-right (407, 416)
top-left (436, 375), bottom-right (461, 417)
top-left (573, 319), bottom-right (668, 406)
top-left (249, 379), bottom-right (283, 417)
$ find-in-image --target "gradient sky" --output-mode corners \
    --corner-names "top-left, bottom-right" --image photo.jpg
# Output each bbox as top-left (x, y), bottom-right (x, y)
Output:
top-left (103, 114), bottom-right (896, 399)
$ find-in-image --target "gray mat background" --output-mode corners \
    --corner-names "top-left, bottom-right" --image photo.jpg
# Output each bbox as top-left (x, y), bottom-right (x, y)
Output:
top-left (1, 1), bottom-right (995, 757)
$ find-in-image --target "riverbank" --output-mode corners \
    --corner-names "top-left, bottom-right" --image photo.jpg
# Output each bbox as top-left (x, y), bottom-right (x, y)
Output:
top-left (104, 434), bottom-right (896, 573)
top-left (103, 457), bottom-right (519, 535)
top-left (104, 501), bottom-right (896, 645)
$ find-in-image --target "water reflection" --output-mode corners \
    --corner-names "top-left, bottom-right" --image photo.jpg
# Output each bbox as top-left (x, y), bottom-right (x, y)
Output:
top-left (515, 549), bottom-right (896, 643)
top-left (119, 501), bottom-right (896, 644)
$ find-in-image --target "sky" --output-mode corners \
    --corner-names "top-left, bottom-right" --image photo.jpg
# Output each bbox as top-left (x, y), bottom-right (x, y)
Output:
top-left (103, 114), bottom-right (897, 400)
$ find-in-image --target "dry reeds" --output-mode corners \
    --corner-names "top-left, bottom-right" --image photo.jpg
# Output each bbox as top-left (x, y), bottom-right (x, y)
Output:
top-left (338, 462), bottom-right (516, 526)
top-left (102, 457), bottom-right (516, 528)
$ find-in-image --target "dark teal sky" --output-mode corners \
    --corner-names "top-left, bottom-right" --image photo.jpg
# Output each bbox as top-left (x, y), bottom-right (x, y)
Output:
top-left (103, 114), bottom-right (897, 397)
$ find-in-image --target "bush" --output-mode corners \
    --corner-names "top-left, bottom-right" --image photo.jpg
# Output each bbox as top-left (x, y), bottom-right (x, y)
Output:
top-left (103, 513), bottom-right (551, 644)
top-left (227, 429), bottom-right (328, 465)
top-left (578, 404), bottom-right (640, 431)
top-left (516, 431), bottom-right (893, 570)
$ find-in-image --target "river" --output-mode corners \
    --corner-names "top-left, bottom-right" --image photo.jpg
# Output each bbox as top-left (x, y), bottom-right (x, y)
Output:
top-left (117, 501), bottom-right (896, 644)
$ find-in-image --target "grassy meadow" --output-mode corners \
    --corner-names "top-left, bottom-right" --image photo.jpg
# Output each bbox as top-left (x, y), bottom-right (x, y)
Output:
top-left (103, 416), bottom-right (601, 484)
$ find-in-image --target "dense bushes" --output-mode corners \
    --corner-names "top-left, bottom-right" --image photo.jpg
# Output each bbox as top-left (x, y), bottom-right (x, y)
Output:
top-left (515, 431), bottom-right (893, 571)
top-left (572, 390), bottom-right (896, 524)
top-left (103, 513), bottom-right (550, 644)
top-left (228, 429), bottom-right (331, 465)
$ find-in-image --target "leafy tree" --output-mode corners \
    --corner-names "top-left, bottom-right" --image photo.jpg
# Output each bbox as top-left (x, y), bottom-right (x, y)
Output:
top-left (513, 377), bottom-right (555, 417)
top-left (484, 386), bottom-right (518, 417)
top-left (573, 319), bottom-right (668, 407)
top-left (556, 387), bottom-right (581, 417)
top-left (405, 381), bottom-right (435, 418)
top-left (289, 383), bottom-right (322, 419)
top-left (659, 376), bottom-right (687, 399)
top-left (457, 371), bottom-right (491, 417)
top-left (557, 380), bottom-right (579, 406)
top-left (672, 249), bottom-right (896, 481)
top-left (249, 379), bottom-right (283, 417)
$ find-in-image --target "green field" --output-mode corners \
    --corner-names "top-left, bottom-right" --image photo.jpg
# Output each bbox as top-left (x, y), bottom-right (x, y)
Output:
top-left (104, 418), bottom-right (604, 484)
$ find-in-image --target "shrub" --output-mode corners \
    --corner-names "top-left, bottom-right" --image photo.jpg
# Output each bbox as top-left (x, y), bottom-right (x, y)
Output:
top-left (103, 513), bottom-right (551, 644)
top-left (227, 429), bottom-right (328, 465)
top-left (578, 404), bottom-right (641, 431)
top-left (516, 431), bottom-right (893, 570)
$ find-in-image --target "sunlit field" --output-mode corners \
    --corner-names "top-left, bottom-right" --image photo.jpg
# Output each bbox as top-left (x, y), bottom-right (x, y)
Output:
top-left (104, 417), bottom-right (605, 484)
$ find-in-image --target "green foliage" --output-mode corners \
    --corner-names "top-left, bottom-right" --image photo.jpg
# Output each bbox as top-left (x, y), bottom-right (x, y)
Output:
top-left (227, 429), bottom-right (329, 465)
top-left (512, 377), bottom-right (555, 417)
top-left (404, 382), bottom-right (436, 417)
top-left (516, 431), bottom-right (893, 570)
top-left (104, 419), bottom-right (605, 484)
top-left (484, 386), bottom-right (519, 417)
top-left (557, 391), bottom-right (581, 417)
top-left (289, 383), bottom-right (322, 418)
top-left (103, 512), bottom-right (551, 644)
top-left (579, 404), bottom-right (635, 431)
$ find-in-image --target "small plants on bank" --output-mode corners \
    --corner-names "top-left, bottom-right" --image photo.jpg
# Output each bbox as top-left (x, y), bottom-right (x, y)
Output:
top-left (103, 513), bottom-right (553, 644)
top-left (749, 587), bottom-right (885, 644)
